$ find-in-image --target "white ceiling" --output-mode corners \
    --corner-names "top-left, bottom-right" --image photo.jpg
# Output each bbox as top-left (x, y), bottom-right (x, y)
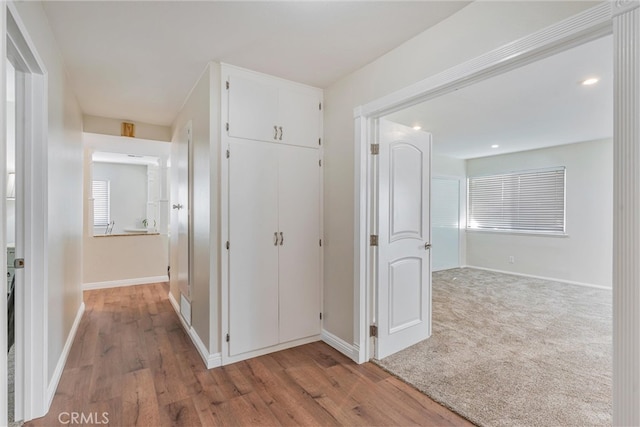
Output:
top-left (41, 1), bottom-right (470, 126)
top-left (386, 35), bottom-right (613, 159)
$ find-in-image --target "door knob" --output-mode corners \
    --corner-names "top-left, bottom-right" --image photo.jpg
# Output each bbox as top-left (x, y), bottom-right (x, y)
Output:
top-left (424, 242), bottom-right (432, 250)
top-left (172, 204), bottom-right (183, 210)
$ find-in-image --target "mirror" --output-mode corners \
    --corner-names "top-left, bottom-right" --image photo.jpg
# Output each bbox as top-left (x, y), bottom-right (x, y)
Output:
top-left (92, 152), bottom-right (164, 235)
top-left (84, 132), bottom-right (171, 237)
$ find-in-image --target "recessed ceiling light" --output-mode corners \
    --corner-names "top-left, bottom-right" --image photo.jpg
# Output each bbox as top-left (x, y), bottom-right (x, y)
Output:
top-left (412, 125), bottom-right (422, 130)
top-left (581, 77), bottom-right (599, 86)
top-left (491, 144), bottom-right (499, 148)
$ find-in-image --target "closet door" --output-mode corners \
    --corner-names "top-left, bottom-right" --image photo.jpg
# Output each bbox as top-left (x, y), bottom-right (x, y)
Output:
top-left (227, 73), bottom-right (278, 143)
top-left (278, 86), bottom-right (321, 149)
top-left (278, 145), bottom-right (321, 342)
top-left (228, 139), bottom-right (280, 356)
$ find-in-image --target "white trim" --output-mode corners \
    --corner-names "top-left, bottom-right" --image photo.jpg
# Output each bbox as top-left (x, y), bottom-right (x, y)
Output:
top-left (5, 3), bottom-right (50, 421)
top-left (82, 275), bottom-right (169, 291)
top-left (223, 335), bottom-right (322, 366)
top-left (168, 292), bottom-right (221, 369)
top-left (612, 1), bottom-right (640, 424)
top-left (46, 302), bottom-right (85, 408)
top-left (353, 1), bottom-right (616, 370)
top-left (321, 329), bottom-right (358, 362)
top-left (461, 265), bottom-right (611, 291)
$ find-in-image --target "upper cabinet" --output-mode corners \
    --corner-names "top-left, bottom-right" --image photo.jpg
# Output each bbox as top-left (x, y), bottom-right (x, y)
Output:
top-left (225, 65), bottom-right (322, 149)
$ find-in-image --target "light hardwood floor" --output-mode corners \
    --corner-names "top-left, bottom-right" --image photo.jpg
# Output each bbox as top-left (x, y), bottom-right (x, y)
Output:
top-left (26, 283), bottom-right (473, 426)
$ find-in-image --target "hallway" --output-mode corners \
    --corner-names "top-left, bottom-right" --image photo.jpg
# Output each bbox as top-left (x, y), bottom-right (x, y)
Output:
top-left (26, 283), bottom-right (471, 426)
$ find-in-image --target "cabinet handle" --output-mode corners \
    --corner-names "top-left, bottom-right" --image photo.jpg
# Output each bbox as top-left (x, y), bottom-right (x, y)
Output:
top-left (279, 232), bottom-right (284, 246)
top-left (278, 126), bottom-right (283, 141)
top-left (274, 232), bottom-right (279, 246)
top-left (274, 125), bottom-right (278, 140)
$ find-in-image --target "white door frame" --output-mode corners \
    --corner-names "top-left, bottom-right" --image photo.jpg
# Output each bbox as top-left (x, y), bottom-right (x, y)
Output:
top-left (354, 2), bottom-right (640, 424)
top-left (1, 3), bottom-right (49, 423)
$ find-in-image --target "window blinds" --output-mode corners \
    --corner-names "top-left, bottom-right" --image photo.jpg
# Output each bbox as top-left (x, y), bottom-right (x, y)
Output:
top-left (92, 180), bottom-right (110, 226)
top-left (467, 167), bottom-right (565, 233)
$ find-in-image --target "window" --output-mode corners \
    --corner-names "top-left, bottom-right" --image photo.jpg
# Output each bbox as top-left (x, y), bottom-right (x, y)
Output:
top-left (467, 167), bottom-right (566, 234)
top-left (92, 180), bottom-right (110, 226)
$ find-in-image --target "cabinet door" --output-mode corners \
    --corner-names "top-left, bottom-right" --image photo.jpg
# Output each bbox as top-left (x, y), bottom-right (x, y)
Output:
top-left (228, 73), bottom-right (278, 143)
top-left (278, 145), bottom-right (321, 342)
top-left (278, 86), bottom-right (321, 149)
top-left (228, 139), bottom-right (280, 356)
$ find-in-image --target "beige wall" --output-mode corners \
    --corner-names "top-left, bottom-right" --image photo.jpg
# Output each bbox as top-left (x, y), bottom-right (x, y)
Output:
top-left (170, 63), bottom-right (221, 354)
top-left (83, 114), bottom-right (172, 142)
top-left (323, 1), bottom-right (599, 344)
top-left (83, 235), bottom-right (169, 284)
top-left (12, 1), bottom-right (84, 386)
top-left (466, 139), bottom-right (613, 287)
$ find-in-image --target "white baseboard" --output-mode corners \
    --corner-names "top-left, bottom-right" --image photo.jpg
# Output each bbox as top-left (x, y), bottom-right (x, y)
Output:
top-left (82, 275), bottom-right (169, 290)
top-left (47, 301), bottom-right (85, 408)
top-left (321, 329), bottom-right (359, 362)
top-left (168, 292), bottom-right (221, 369)
top-left (461, 265), bottom-right (612, 290)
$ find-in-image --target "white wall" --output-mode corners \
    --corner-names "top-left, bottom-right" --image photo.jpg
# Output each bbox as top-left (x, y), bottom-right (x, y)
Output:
top-left (465, 139), bottom-right (612, 288)
top-left (93, 162), bottom-right (147, 234)
top-left (12, 0), bottom-right (84, 391)
top-left (171, 63), bottom-right (221, 354)
top-left (323, 1), bottom-right (598, 344)
top-left (83, 114), bottom-right (171, 142)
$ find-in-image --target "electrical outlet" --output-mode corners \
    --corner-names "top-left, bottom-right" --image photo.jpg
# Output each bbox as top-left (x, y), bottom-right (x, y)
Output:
top-left (508, 256), bottom-right (515, 264)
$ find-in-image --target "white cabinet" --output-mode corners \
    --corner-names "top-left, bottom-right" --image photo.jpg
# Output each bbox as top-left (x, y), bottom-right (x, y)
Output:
top-left (223, 63), bottom-right (323, 362)
top-left (226, 67), bottom-right (322, 149)
top-left (227, 139), bottom-right (321, 357)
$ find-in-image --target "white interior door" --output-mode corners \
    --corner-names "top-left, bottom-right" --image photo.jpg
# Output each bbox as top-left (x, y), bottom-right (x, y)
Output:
top-left (278, 145), bottom-right (321, 343)
top-left (376, 119), bottom-right (432, 359)
top-left (175, 123), bottom-right (190, 300)
top-left (228, 139), bottom-right (279, 356)
top-left (432, 177), bottom-right (460, 271)
top-left (227, 73), bottom-right (278, 143)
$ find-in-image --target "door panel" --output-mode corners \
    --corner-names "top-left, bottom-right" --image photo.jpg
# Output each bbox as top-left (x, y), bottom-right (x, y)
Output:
top-left (228, 74), bottom-right (278, 143)
top-left (278, 86), bottom-right (321, 149)
top-left (389, 257), bottom-right (423, 333)
top-left (277, 145), bottom-right (321, 342)
top-left (377, 119), bottom-right (432, 359)
top-left (228, 139), bottom-right (280, 356)
top-left (432, 178), bottom-right (460, 271)
top-left (390, 144), bottom-right (424, 241)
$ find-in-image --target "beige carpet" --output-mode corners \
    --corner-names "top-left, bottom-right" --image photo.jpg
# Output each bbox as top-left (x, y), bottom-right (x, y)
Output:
top-left (376, 268), bottom-right (612, 427)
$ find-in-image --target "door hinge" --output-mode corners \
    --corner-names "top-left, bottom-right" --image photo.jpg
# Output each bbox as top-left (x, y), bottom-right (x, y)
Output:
top-left (226, 241), bottom-right (230, 250)
top-left (320, 313), bottom-right (323, 320)
top-left (226, 122), bottom-right (229, 132)
top-left (370, 235), bottom-right (378, 246)
top-left (13, 258), bottom-right (24, 269)
top-left (226, 81), bottom-right (229, 90)
top-left (226, 333), bottom-right (230, 342)
top-left (370, 325), bottom-right (378, 338)
top-left (226, 149), bottom-right (230, 159)
top-left (371, 144), bottom-right (380, 155)
top-left (319, 159), bottom-right (322, 167)
top-left (319, 239), bottom-right (322, 247)
top-left (319, 102), bottom-right (322, 111)
top-left (318, 138), bottom-right (321, 146)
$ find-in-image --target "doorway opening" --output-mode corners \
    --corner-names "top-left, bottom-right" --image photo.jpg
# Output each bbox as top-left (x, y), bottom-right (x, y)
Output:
top-left (354, 1), bottom-right (624, 426)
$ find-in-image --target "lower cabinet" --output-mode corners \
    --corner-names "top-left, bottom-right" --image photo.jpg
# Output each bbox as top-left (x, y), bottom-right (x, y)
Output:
top-left (228, 139), bottom-right (321, 357)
